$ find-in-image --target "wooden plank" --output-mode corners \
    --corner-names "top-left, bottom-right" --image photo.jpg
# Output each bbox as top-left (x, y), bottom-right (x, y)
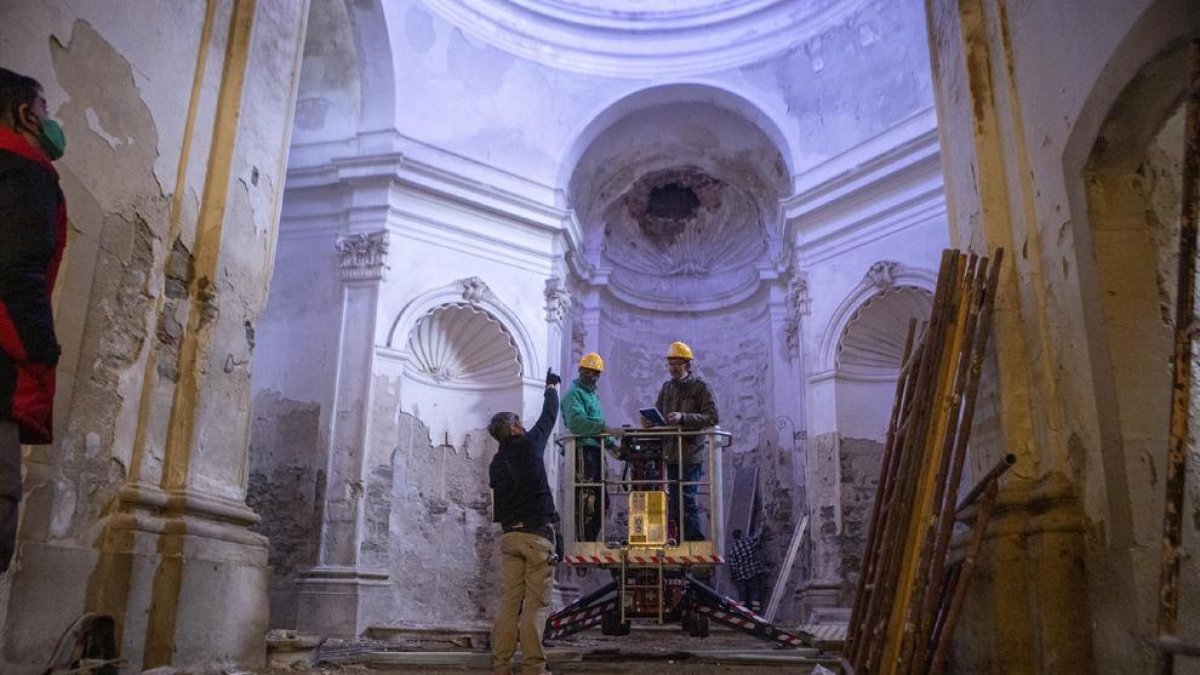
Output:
top-left (764, 514), bottom-right (808, 621)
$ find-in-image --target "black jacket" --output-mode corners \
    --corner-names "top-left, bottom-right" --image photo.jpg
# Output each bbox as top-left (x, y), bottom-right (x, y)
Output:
top-left (490, 387), bottom-right (559, 529)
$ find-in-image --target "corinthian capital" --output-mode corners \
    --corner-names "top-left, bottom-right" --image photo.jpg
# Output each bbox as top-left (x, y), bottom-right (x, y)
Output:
top-left (335, 230), bottom-right (389, 282)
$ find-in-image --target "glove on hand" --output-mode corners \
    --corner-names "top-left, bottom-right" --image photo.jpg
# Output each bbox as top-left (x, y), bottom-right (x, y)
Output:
top-left (545, 368), bottom-right (561, 386)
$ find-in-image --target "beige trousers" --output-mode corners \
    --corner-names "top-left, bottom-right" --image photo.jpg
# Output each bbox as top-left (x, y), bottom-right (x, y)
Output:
top-left (491, 531), bottom-right (554, 674)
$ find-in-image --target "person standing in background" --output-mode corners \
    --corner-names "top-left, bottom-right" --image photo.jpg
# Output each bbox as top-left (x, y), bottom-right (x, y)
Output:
top-left (0, 68), bottom-right (68, 574)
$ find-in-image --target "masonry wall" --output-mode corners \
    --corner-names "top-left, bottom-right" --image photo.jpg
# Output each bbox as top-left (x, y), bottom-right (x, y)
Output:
top-left (0, 1), bottom-right (308, 671)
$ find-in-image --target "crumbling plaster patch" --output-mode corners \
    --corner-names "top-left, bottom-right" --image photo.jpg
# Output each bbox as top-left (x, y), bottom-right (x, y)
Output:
top-left (389, 411), bottom-right (497, 625)
top-left (19, 20), bottom-right (177, 533)
top-left (836, 436), bottom-right (883, 602)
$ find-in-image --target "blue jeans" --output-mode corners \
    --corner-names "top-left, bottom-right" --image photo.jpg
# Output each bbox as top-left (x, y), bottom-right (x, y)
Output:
top-left (667, 462), bottom-right (704, 541)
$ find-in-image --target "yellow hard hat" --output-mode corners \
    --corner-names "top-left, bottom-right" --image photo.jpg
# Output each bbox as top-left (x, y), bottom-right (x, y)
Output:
top-left (579, 352), bottom-right (605, 372)
top-left (666, 341), bottom-right (693, 360)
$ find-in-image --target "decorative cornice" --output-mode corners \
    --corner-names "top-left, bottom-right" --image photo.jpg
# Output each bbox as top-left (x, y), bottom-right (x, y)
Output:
top-left (335, 230), bottom-right (389, 282)
top-left (784, 110), bottom-right (946, 265)
top-left (418, 0), bottom-right (870, 78)
top-left (285, 137), bottom-right (566, 232)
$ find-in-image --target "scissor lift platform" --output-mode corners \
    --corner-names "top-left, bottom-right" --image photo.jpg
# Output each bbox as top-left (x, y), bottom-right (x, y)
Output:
top-left (551, 428), bottom-right (815, 649)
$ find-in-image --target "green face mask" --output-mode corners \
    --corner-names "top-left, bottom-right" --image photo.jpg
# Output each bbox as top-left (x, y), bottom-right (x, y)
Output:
top-left (37, 118), bottom-right (66, 160)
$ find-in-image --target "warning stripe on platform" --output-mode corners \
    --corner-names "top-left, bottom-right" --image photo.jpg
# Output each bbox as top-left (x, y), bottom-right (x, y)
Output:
top-left (564, 554), bottom-right (725, 565)
top-left (695, 605), bottom-right (807, 647)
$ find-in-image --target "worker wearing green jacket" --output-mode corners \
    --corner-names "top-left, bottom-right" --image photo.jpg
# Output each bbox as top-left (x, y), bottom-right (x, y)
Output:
top-left (561, 352), bottom-right (617, 542)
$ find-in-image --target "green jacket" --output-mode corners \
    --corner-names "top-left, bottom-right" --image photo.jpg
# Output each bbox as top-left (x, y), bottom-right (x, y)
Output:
top-left (562, 378), bottom-right (614, 449)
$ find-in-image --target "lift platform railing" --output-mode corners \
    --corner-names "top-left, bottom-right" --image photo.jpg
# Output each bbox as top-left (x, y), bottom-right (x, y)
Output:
top-left (556, 427), bottom-right (730, 566)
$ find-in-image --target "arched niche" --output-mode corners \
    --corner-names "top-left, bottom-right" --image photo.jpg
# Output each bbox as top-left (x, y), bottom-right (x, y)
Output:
top-left (564, 84), bottom-right (791, 311)
top-left (831, 284), bottom-right (932, 440)
top-left (817, 262), bottom-right (937, 376)
top-left (561, 82), bottom-right (796, 199)
top-left (386, 279), bottom-right (540, 382)
top-left (383, 279), bottom-right (539, 450)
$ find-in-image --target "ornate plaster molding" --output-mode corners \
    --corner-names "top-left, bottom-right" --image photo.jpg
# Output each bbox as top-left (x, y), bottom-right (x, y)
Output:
top-left (784, 272), bottom-right (810, 356)
top-left (459, 276), bottom-right (489, 305)
top-left (544, 277), bottom-right (572, 323)
top-left (816, 262), bottom-right (937, 374)
top-left (335, 230), bottom-right (389, 282)
top-left (865, 260), bottom-right (901, 289)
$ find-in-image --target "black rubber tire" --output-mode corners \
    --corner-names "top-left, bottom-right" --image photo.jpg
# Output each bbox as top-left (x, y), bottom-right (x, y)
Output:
top-left (601, 609), bottom-right (616, 636)
top-left (690, 613), bottom-right (710, 638)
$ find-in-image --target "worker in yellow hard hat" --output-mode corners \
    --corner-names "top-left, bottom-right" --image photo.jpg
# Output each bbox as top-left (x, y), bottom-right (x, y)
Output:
top-left (642, 340), bottom-right (719, 541)
top-left (561, 352), bottom-right (619, 542)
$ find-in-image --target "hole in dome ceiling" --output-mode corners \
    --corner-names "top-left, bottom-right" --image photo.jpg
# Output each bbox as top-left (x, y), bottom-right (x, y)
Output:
top-left (647, 183), bottom-right (700, 220)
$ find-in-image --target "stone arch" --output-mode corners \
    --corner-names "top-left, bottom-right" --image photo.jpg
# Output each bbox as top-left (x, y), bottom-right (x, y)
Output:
top-left (817, 262), bottom-right (937, 376)
top-left (292, 0), bottom-right (396, 142)
top-left (1059, 8), bottom-right (1199, 667)
top-left (345, 0), bottom-right (395, 134)
top-left (1063, 10), bottom-right (1198, 552)
top-left (386, 278), bottom-right (541, 382)
top-left (835, 286), bottom-right (933, 376)
top-left (559, 82), bottom-right (797, 201)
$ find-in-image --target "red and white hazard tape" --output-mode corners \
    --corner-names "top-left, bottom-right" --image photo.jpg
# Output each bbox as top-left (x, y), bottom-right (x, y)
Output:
top-left (695, 605), bottom-right (807, 646)
top-left (564, 554), bottom-right (725, 565)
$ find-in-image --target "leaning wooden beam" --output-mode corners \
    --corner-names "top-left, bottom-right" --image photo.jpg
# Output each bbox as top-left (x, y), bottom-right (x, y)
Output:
top-left (928, 482), bottom-right (1000, 675)
top-left (1157, 37), bottom-right (1200, 675)
top-left (898, 254), bottom-right (981, 675)
top-left (1157, 635), bottom-right (1200, 658)
top-left (911, 251), bottom-right (1004, 673)
top-left (860, 252), bottom-right (957, 675)
top-left (885, 251), bottom-right (969, 675)
top-left (763, 515), bottom-right (808, 622)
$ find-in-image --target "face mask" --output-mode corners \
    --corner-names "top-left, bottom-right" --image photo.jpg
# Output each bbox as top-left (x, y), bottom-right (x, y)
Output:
top-left (37, 119), bottom-right (66, 160)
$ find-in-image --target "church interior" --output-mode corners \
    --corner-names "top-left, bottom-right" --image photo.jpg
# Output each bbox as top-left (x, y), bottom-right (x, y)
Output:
top-left (1, 0), bottom-right (1199, 673)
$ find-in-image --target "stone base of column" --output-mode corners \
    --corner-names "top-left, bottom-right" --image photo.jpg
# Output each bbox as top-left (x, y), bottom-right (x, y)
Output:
top-left (295, 565), bottom-right (391, 638)
top-left (1, 485), bottom-right (271, 673)
top-left (794, 577), bottom-right (846, 623)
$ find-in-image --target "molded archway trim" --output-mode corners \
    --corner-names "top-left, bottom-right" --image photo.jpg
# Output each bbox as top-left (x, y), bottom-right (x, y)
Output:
top-left (385, 279), bottom-right (541, 381)
top-left (559, 82), bottom-right (797, 199)
top-left (815, 262), bottom-right (936, 376)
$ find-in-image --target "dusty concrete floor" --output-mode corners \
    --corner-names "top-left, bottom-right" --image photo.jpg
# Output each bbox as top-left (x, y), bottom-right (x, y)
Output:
top-left (264, 625), bottom-right (842, 674)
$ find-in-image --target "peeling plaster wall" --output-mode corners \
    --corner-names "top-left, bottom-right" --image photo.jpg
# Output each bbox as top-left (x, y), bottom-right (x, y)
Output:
top-left (260, 0), bottom-right (946, 640)
top-left (1, 0), bottom-right (308, 670)
top-left (246, 393), bottom-right (324, 628)
top-left (387, 410), bottom-right (497, 626)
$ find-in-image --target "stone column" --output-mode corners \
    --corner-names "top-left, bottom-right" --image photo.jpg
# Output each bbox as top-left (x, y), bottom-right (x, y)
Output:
top-left (295, 230), bottom-right (392, 637)
top-left (0, 1), bottom-right (310, 671)
top-left (926, 0), bottom-right (1095, 672)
